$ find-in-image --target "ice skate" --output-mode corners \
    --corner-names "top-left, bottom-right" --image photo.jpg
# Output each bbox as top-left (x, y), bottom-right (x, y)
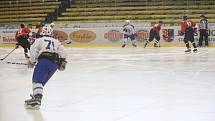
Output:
top-left (132, 43), bottom-right (137, 47)
top-left (193, 48), bottom-right (198, 53)
top-left (153, 43), bottom-right (158, 47)
top-left (24, 53), bottom-right (30, 59)
top-left (122, 44), bottom-right (126, 48)
top-left (143, 41), bottom-right (148, 48)
top-left (185, 49), bottom-right (191, 54)
top-left (25, 94), bottom-right (42, 110)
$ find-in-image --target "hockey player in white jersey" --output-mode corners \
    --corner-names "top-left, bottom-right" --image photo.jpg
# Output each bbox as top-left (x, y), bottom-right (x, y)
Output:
top-left (122, 20), bottom-right (137, 48)
top-left (25, 24), bottom-right (67, 109)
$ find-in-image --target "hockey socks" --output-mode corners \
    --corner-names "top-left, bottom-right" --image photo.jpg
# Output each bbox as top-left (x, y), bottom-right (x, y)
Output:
top-left (144, 41), bottom-right (149, 48)
top-left (191, 42), bottom-right (197, 49)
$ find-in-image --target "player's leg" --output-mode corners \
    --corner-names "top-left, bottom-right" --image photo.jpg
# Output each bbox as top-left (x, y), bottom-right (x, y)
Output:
top-left (198, 29), bottom-right (203, 47)
top-left (154, 35), bottom-right (160, 47)
top-left (25, 39), bottom-right (31, 58)
top-left (18, 37), bottom-right (31, 58)
top-left (144, 29), bottom-right (153, 48)
top-left (130, 35), bottom-right (137, 47)
top-left (43, 63), bottom-right (58, 84)
top-left (122, 35), bottom-right (128, 48)
top-left (190, 38), bottom-right (197, 53)
top-left (25, 59), bottom-right (58, 109)
top-left (144, 40), bottom-right (150, 48)
top-left (25, 83), bottom-right (43, 109)
top-left (32, 59), bottom-right (58, 85)
top-left (24, 48), bottom-right (30, 58)
top-left (204, 30), bottom-right (209, 47)
top-left (25, 60), bottom-right (45, 109)
top-left (190, 29), bottom-right (197, 52)
top-left (184, 31), bottom-right (191, 53)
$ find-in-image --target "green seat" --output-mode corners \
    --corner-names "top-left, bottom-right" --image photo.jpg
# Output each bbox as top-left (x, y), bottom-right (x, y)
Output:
top-left (58, 0), bottom-right (215, 25)
top-left (0, 14), bottom-right (47, 19)
top-left (0, 2), bottom-right (60, 8)
top-left (0, 0), bottom-right (57, 4)
top-left (0, 5), bottom-right (58, 11)
top-left (0, 17), bottom-right (46, 22)
top-left (0, 9), bottom-right (55, 15)
top-left (0, 0), bottom-right (60, 25)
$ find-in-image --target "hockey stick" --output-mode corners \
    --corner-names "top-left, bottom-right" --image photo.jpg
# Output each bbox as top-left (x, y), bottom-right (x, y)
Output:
top-left (158, 40), bottom-right (161, 48)
top-left (5, 61), bottom-right (27, 65)
top-left (0, 48), bottom-right (17, 61)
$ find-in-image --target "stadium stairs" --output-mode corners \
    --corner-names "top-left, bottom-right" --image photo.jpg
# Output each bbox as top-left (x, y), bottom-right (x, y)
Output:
top-left (46, 0), bottom-right (71, 23)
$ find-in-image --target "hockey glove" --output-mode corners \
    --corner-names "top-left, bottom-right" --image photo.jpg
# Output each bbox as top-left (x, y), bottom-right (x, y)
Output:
top-left (134, 33), bottom-right (138, 37)
top-left (179, 31), bottom-right (184, 36)
top-left (15, 43), bottom-right (19, 49)
top-left (206, 30), bottom-right (209, 35)
top-left (28, 61), bottom-right (36, 68)
top-left (58, 58), bottom-right (67, 71)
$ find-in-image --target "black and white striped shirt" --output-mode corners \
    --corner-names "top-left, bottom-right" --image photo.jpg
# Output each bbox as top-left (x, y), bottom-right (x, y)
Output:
top-left (199, 19), bottom-right (208, 30)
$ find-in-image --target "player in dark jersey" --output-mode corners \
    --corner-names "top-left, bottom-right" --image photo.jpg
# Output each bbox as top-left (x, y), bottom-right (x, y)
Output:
top-left (144, 21), bottom-right (162, 48)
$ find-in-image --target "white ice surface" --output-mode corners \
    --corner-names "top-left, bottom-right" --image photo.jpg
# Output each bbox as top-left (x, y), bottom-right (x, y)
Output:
top-left (0, 47), bottom-right (215, 121)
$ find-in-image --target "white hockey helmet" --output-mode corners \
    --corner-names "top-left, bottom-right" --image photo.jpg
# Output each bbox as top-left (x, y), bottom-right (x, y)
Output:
top-left (50, 22), bottom-right (55, 28)
top-left (41, 25), bottom-right (53, 36)
top-left (125, 20), bottom-right (130, 23)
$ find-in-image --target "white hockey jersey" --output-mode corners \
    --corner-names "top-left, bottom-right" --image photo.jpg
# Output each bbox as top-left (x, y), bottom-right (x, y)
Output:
top-left (123, 23), bottom-right (135, 35)
top-left (29, 36), bottom-right (67, 63)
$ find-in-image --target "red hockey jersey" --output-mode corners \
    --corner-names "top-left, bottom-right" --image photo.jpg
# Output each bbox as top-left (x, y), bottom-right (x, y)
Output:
top-left (152, 23), bottom-right (161, 34)
top-left (16, 28), bottom-right (31, 38)
top-left (181, 20), bottom-right (196, 33)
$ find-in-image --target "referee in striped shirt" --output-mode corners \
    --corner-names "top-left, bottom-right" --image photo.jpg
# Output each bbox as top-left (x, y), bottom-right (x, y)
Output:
top-left (199, 14), bottom-right (209, 47)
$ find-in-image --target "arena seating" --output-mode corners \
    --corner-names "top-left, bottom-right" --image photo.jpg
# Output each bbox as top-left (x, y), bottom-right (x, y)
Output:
top-left (0, 0), bottom-right (61, 25)
top-left (0, 0), bottom-right (214, 25)
top-left (55, 0), bottom-right (215, 24)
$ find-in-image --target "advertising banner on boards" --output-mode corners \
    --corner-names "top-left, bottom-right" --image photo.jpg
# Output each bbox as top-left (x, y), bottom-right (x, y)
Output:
top-left (1, 23), bottom-right (215, 46)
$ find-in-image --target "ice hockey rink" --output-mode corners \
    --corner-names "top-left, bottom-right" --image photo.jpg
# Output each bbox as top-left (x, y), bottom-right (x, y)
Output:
top-left (1, 47), bottom-right (215, 121)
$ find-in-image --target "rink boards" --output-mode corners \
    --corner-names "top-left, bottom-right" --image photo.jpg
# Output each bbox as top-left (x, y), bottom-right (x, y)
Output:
top-left (0, 22), bottom-right (215, 47)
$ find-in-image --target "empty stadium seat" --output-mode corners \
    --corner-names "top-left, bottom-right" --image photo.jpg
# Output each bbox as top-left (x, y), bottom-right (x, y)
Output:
top-left (55, 0), bottom-right (215, 24)
top-left (0, 0), bottom-right (60, 25)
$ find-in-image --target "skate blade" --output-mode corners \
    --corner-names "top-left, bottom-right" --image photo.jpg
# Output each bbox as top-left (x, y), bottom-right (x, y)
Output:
top-left (25, 104), bottom-right (40, 110)
top-left (185, 52), bottom-right (191, 54)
